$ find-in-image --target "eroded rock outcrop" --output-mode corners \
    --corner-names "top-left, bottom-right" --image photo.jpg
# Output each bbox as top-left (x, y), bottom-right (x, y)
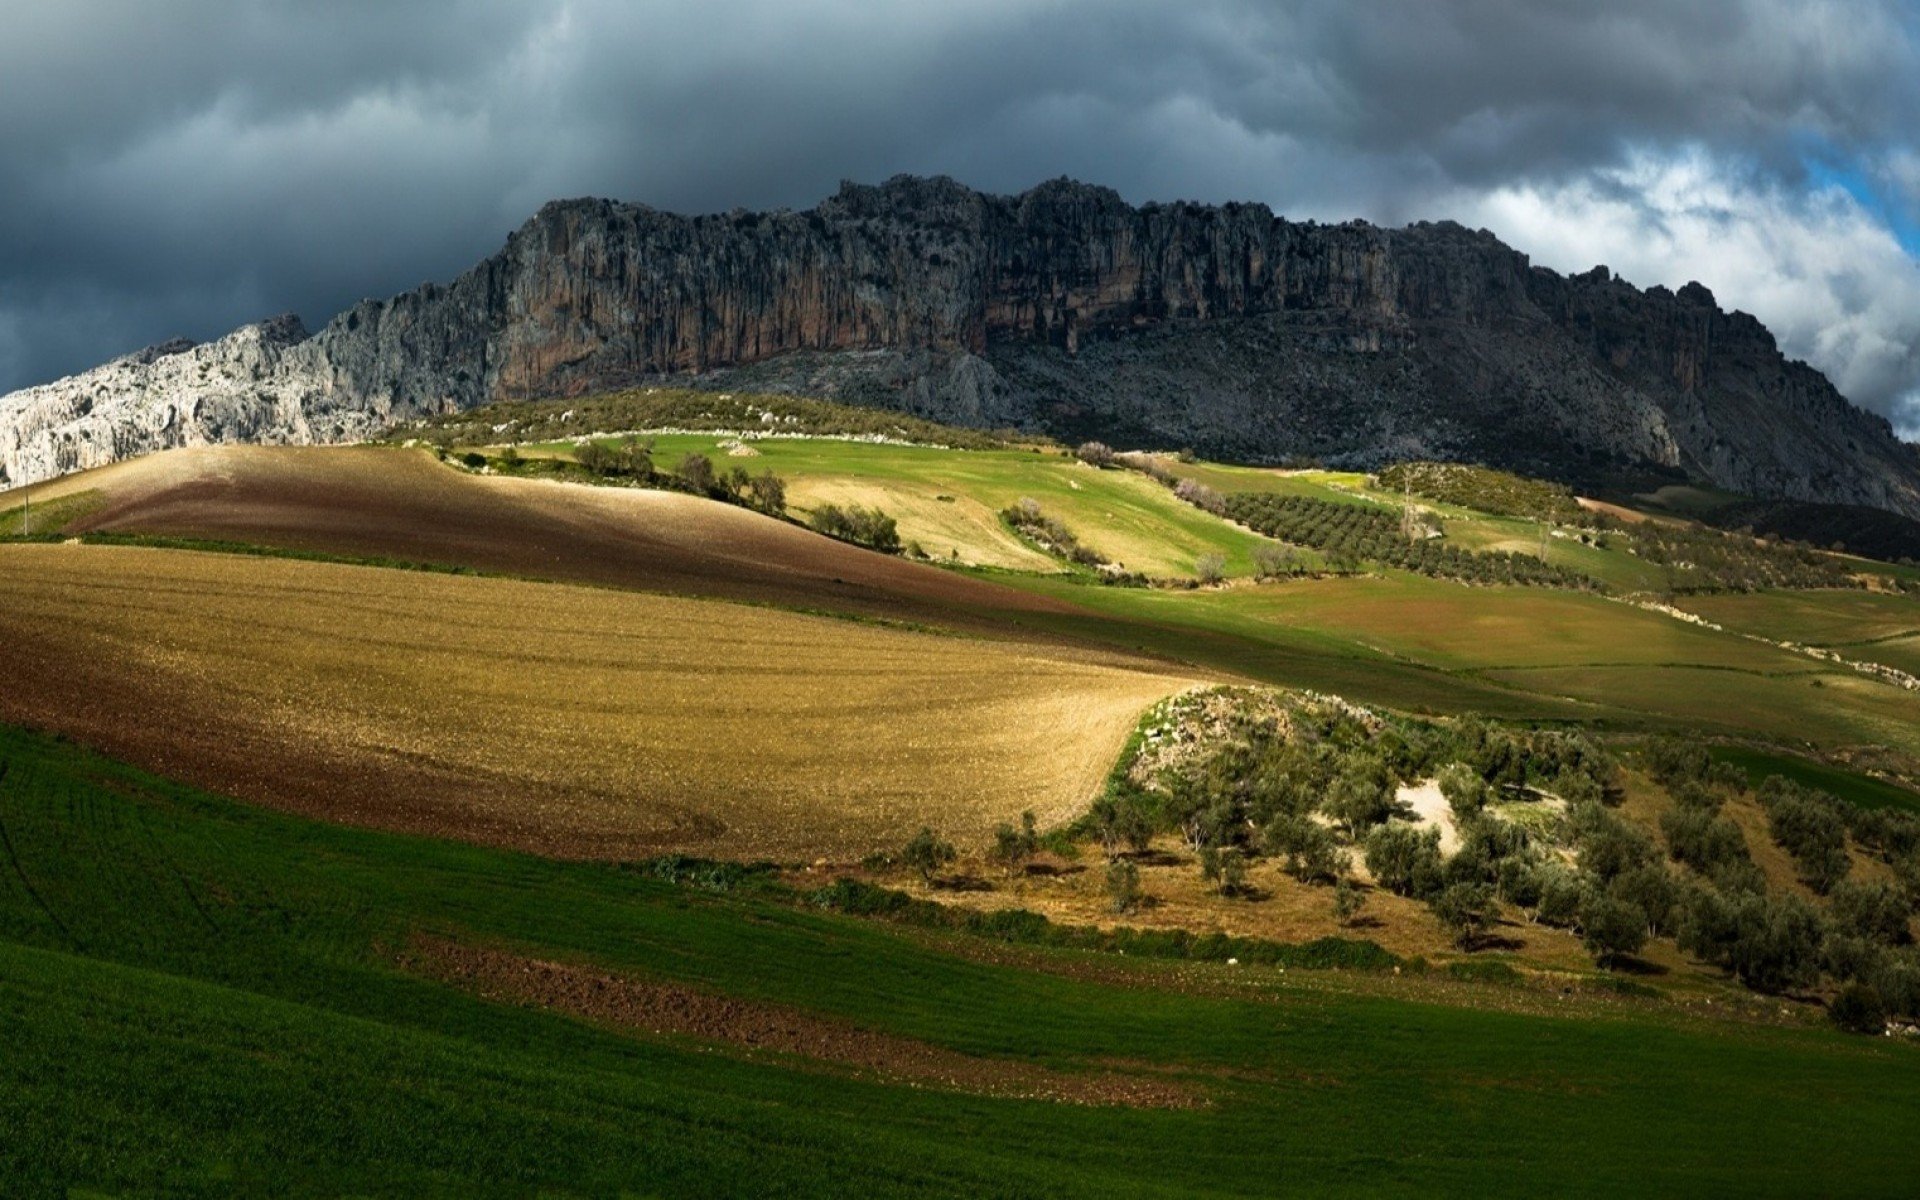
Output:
top-left (5, 175), bottom-right (1917, 517)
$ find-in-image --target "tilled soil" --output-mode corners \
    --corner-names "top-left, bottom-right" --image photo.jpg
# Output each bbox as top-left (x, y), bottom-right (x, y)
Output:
top-left (0, 543), bottom-right (1189, 859)
top-left (403, 936), bottom-right (1205, 1108)
top-left (58, 445), bottom-right (1083, 632)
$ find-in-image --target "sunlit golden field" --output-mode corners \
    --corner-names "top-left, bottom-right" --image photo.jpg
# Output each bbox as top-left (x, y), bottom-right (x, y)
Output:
top-left (0, 544), bottom-right (1196, 858)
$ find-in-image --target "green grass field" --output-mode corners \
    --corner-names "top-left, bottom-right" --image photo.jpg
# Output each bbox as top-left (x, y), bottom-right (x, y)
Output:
top-left (1709, 745), bottom-right (1920, 814)
top-left (4, 723), bottom-right (1918, 1196)
top-left (1677, 591), bottom-right (1920, 646)
top-left (980, 572), bottom-right (1920, 756)
top-left (542, 435), bottom-right (1275, 577)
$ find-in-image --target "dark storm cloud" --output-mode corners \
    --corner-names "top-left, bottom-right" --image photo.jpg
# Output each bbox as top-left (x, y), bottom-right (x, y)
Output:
top-left (5, 1), bottom-right (1920, 431)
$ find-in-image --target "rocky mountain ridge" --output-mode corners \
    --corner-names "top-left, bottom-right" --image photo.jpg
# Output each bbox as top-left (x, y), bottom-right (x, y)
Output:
top-left (4, 175), bottom-right (1917, 518)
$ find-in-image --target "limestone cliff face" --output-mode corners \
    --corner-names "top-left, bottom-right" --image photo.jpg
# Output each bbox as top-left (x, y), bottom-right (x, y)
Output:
top-left (5, 175), bottom-right (1917, 517)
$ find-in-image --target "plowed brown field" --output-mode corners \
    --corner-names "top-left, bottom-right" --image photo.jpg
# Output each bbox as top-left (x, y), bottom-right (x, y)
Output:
top-left (13, 445), bottom-right (1080, 629)
top-left (0, 543), bottom-right (1194, 858)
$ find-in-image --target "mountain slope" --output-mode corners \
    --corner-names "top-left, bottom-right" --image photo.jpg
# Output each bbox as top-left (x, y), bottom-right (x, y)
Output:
top-left (4, 176), bottom-right (1917, 517)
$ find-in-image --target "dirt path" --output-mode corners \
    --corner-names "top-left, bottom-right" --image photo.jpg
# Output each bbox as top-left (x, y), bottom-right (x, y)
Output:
top-left (403, 936), bottom-right (1204, 1108)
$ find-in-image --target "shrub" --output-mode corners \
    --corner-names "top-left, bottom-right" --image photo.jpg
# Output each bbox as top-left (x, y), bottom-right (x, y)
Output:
top-left (990, 811), bottom-right (1040, 874)
top-left (1610, 864), bottom-right (1681, 936)
top-left (742, 470), bottom-right (786, 515)
top-left (1194, 552), bottom-right (1227, 585)
top-left (1333, 879), bottom-right (1367, 926)
top-left (1172, 478), bottom-right (1226, 515)
top-left (676, 452), bottom-right (717, 492)
top-left (1085, 790), bottom-right (1157, 859)
top-left (1681, 890), bottom-right (1825, 994)
top-left (1830, 982), bottom-right (1888, 1035)
top-left (1572, 803), bottom-right (1655, 884)
top-left (901, 827), bottom-right (957, 883)
top-left (460, 451), bottom-right (488, 469)
top-left (1075, 441), bottom-right (1116, 468)
top-left (1533, 865), bottom-right (1585, 927)
top-left (1325, 762), bottom-right (1397, 835)
top-left (1251, 542), bottom-right (1298, 578)
top-left (1661, 805), bottom-right (1752, 877)
top-left (618, 435), bottom-right (654, 477)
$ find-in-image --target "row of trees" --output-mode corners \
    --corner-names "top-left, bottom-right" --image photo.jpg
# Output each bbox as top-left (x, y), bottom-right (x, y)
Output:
top-left (570, 437), bottom-right (790, 516)
top-left (810, 503), bottom-right (902, 553)
top-left (1222, 493), bottom-right (1598, 589)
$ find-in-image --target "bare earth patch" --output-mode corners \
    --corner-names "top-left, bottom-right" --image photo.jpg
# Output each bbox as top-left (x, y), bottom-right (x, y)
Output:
top-left (402, 936), bottom-right (1204, 1109)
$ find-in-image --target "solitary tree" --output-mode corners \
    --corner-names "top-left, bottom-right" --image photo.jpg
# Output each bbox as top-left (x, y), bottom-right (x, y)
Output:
top-left (1194, 552), bottom-right (1227, 585)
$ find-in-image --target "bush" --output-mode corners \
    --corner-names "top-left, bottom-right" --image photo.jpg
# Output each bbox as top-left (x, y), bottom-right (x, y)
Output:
top-left (1572, 803), bottom-right (1655, 884)
top-left (1075, 441), bottom-right (1116, 468)
top-left (1325, 762), bottom-right (1397, 835)
top-left (1366, 823), bottom-right (1444, 899)
top-left (741, 470), bottom-right (786, 515)
top-left (1194, 552), bottom-right (1227, 585)
top-left (1251, 542), bottom-right (1299, 578)
top-left (1333, 879), bottom-right (1367, 926)
top-left (1610, 864), bottom-right (1681, 936)
top-left (1211, 847), bottom-right (1251, 897)
top-left (1172, 478), bottom-right (1226, 515)
top-left (1085, 789), bottom-right (1157, 859)
top-left (1830, 982), bottom-right (1888, 1035)
top-left (1430, 881), bottom-right (1499, 950)
top-left (990, 811), bottom-right (1040, 874)
top-left (901, 827), bottom-right (957, 883)
top-left (676, 452), bottom-right (716, 492)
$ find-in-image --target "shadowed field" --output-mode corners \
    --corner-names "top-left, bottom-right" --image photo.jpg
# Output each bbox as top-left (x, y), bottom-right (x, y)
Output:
top-left (0, 543), bottom-right (1193, 858)
top-left (2, 444), bottom-right (1083, 630)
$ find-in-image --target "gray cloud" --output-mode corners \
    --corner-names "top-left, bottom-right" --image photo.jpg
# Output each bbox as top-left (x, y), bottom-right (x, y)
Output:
top-left (5, 0), bottom-right (1919, 433)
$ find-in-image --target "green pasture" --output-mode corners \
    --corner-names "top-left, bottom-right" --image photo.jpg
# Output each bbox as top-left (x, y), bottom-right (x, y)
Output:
top-left (3, 724), bottom-right (1918, 1196)
top-left (1677, 591), bottom-right (1920, 647)
top-left (1708, 744), bottom-right (1920, 815)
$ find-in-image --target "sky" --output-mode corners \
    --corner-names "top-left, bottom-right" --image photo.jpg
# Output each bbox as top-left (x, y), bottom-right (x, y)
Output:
top-left (5, 1), bottom-right (1920, 437)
